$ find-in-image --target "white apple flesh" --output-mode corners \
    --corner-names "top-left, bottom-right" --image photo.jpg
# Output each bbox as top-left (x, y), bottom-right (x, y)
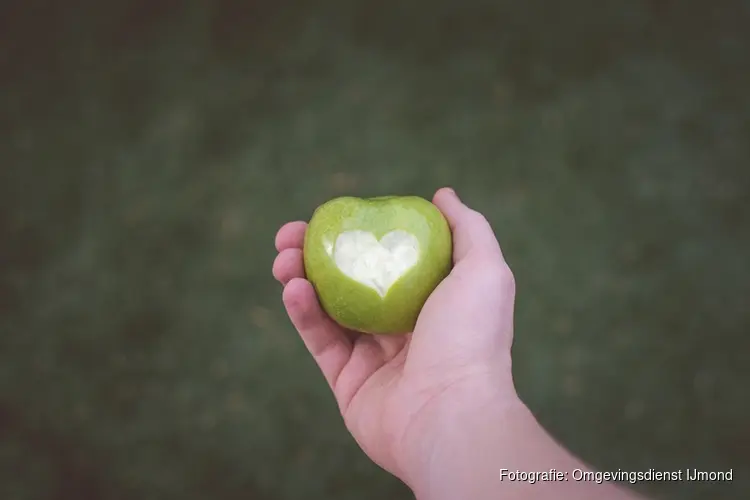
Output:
top-left (328, 230), bottom-right (420, 298)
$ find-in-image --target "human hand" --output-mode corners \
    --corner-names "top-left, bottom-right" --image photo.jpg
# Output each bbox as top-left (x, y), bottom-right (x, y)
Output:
top-left (272, 188), bottom-right (521, 490)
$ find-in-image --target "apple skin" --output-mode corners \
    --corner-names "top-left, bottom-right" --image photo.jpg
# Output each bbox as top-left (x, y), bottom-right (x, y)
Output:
top-left (303, 195), bottom-right (453, 335)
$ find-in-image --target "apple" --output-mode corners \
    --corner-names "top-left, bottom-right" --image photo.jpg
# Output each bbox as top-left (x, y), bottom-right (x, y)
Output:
top-left (303, 195), bottom-right (453, 335)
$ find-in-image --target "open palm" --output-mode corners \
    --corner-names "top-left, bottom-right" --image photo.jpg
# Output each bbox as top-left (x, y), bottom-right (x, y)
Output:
top-left (272, 188), bottom-right (517, 485)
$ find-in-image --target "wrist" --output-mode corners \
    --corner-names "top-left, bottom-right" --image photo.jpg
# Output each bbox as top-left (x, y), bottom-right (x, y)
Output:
top-left (404, 392), bottom-right (641, 500)
top-left (413, 397), bottom-right (532, 499)
top-left (398, 372), bottom-right (529, 496)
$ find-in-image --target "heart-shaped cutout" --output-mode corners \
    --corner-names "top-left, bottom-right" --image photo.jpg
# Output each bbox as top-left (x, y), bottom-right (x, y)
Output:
top-left (328, 230), bottom-right (420, 297)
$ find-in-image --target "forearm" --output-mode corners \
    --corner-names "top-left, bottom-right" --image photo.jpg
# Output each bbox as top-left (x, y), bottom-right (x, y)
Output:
top-left (409, 398), bottom-right (642, 500)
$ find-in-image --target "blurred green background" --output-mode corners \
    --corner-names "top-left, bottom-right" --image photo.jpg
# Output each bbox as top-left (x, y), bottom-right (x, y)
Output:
top-left (1, 0), bottom-right (748, 499)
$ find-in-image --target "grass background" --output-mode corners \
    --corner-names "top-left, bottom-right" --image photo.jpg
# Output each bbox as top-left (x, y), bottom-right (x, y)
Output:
top-left (1, 0), bottom-right (749, 499)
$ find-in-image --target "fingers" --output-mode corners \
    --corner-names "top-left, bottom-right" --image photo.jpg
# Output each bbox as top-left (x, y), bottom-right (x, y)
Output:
top-left (273, 221), bottom-right (307, 284)
top-left (275, 221), bottom-right (307, 251)
top-left (432, 187), bottom-right (504, 263)
top-left (273, 248), bottom-right (305, 284)
top-left (283, 278), bottom-right (353, 391)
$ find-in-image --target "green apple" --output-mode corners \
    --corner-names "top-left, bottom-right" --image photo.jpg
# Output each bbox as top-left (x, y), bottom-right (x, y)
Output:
top-left (303, 195), bottom-right (453, 335)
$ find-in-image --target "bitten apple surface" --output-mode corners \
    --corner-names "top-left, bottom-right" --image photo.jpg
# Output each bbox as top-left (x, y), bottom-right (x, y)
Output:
top-left (303, 195), bottom-right (453, 334)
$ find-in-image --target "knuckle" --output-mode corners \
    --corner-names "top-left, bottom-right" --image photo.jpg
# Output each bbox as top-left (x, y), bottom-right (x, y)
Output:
top-left (472, 258), bottom-right (515, 292)
top-left (502, 265), bottom-right (516, 293)
top-left (488, 262), bottom-right (516, 292)
top-left (468, 209), bottom-right (490, 226)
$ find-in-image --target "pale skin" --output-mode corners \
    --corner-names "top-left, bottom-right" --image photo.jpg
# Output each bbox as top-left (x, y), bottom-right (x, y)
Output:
top-left (272, 188), bottom-right (643, 500)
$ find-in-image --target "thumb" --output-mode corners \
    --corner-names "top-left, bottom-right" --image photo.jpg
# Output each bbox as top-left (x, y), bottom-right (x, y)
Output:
top-left (432, 188), bottom-right (504, 264)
